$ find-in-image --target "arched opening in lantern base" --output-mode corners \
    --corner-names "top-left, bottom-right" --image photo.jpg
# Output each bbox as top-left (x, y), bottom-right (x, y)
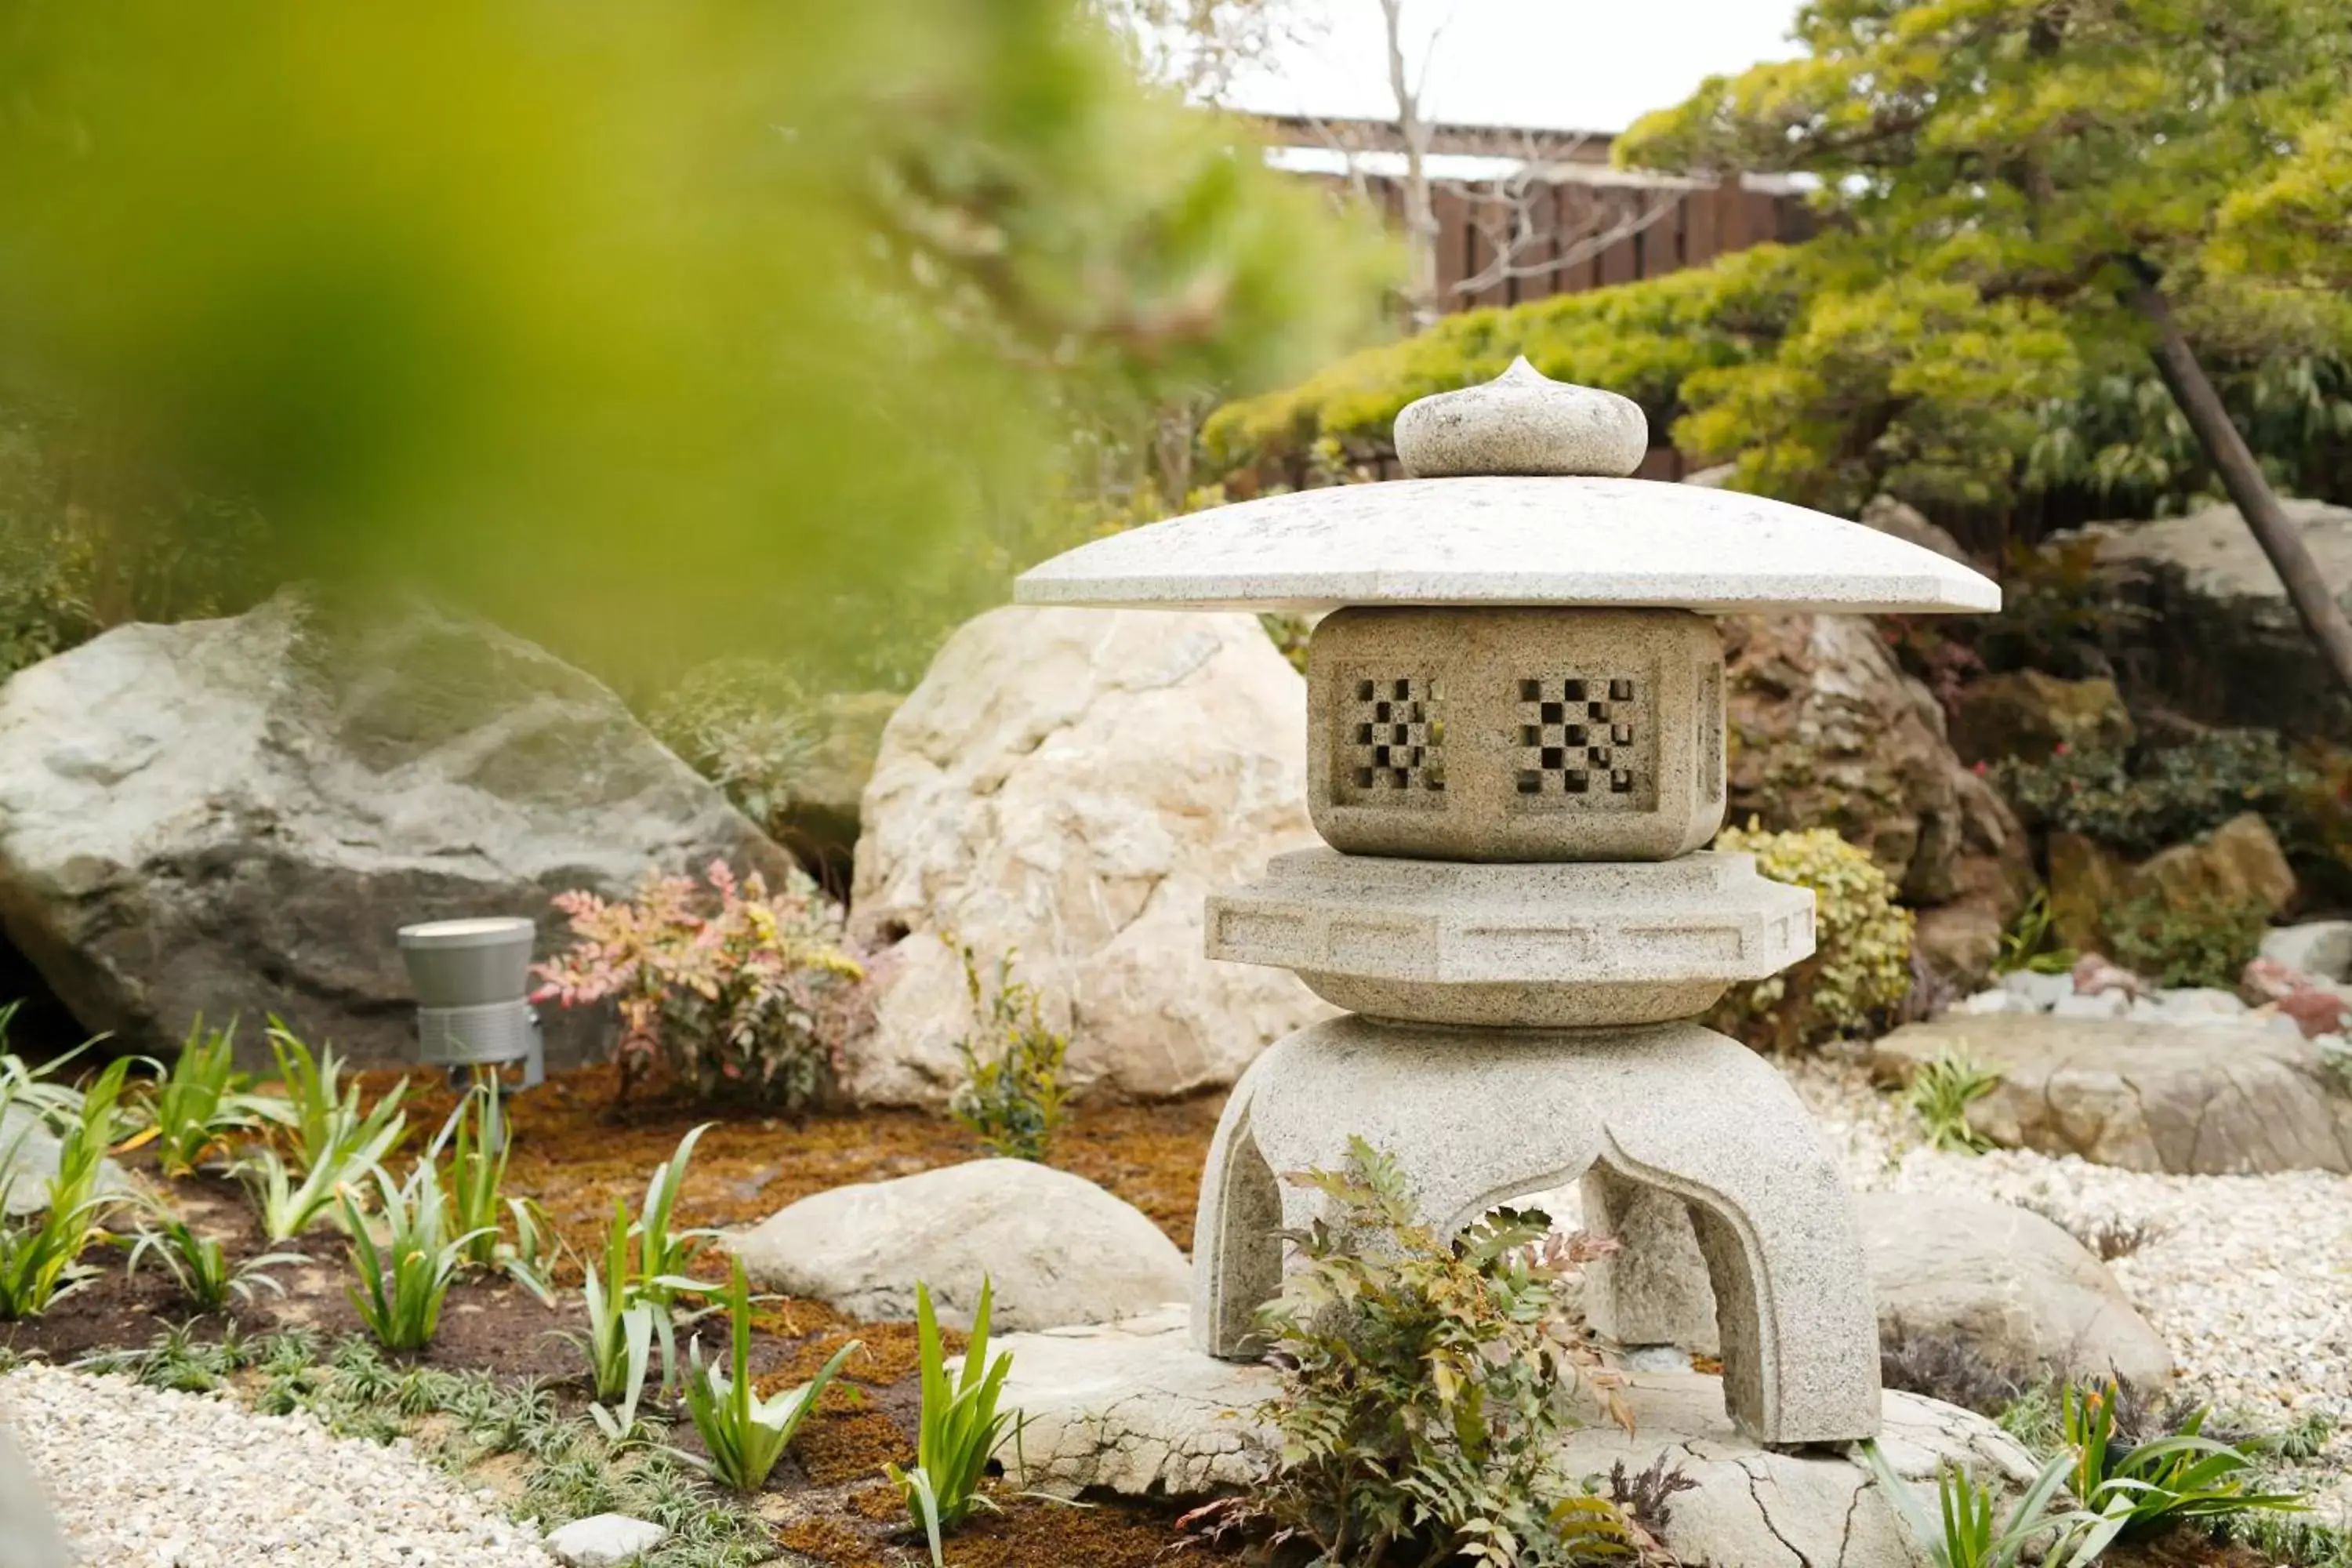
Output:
top-left (1190, 1014), bottom-right (1885, 1447)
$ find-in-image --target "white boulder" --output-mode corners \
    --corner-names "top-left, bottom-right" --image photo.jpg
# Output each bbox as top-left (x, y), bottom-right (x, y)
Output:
top-left (844, 606), bottom-right (1329, 1105)
top-left (545, 1515), bottom-right (666, 1568)
top-left (1860, 1192), bottom-right (2172, 1389)
top-left (725, 1158), bottom-right (1188, 1332)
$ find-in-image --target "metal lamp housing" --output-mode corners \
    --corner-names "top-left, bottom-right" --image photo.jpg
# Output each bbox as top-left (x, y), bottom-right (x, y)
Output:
top-left (395, 916), bottom-right (544, 1084)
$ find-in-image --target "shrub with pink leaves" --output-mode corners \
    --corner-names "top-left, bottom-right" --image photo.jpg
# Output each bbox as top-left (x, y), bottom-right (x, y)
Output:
top-left (532, 861), bottom-right (866, 1107)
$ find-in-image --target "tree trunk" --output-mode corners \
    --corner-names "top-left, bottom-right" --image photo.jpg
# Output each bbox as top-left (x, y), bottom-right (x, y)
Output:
top-left (2129, 276), bottom-right (2352, 702)
top-left (1379, 0), bottom-right (1442, 328)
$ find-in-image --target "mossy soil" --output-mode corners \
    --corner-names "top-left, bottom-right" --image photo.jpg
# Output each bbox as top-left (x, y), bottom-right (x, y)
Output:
top-left (2, 1062), bottom-right (1232, 1567)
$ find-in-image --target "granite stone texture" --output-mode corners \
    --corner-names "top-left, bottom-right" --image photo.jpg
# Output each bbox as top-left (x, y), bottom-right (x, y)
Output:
top-left (1392, 357), bottom-right (1649, 479)
top-left (1194, 1015), bottom-right (1883, 1444)
top-left (991, 1308), bottom-right (2031, 1568)
top-left (1873, 1014), bottom-right (2352, 1174)
top-left (1011, 477), bottom-right (2003, 615)
top-left (1206, 848), bottom-right (1814, 1027)
top-left (1304, 606), bottom-right (1726, 862)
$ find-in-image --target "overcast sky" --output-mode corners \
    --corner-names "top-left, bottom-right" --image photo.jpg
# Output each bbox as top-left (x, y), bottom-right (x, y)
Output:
top-left (1224, 0), bottom-right (1806, 135)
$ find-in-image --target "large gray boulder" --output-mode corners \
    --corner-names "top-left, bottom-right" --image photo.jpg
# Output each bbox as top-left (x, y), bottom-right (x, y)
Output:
top-left (1874, 1014), bottom-right (2352, 1174)
top-left (845, 606), bottom-right (1330, 1106)
top-left (1719, 612), bottom-right (2036, 986)
top-left (1860, 1192), bottom-right (2172, 1389)
top-left (0, 591), bottom-right (787, 1067)
top-left (2077, 498), bottom-right (2352, 740)
top-left (724, 1158), bottom-right (1188, 1332)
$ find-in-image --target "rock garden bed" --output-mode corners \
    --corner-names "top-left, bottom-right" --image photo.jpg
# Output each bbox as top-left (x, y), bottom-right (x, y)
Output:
top-left (5, 1042), bottom-right (2347, 1568)
top-left (0, 1056), bottom-right (1231, 1568)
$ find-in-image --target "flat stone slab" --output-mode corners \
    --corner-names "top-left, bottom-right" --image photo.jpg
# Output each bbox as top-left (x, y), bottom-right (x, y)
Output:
top-left (1206, 848), bottom-right (1812, 1026)
top-left (1011, 476), bottom-right (2001, 615)
top-left (991, 1308), bottom-right (2036, 1568)
top-left (1874, 1014), bottom-right (2352, 1174)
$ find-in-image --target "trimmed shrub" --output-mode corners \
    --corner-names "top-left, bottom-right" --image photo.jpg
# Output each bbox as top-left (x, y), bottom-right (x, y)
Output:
top-left (1711, 823), bottom-right (1913, 1051)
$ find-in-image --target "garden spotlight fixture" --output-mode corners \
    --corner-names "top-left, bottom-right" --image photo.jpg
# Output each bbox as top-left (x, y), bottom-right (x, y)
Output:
top-left (395, 916), bottom-right (545, 1096)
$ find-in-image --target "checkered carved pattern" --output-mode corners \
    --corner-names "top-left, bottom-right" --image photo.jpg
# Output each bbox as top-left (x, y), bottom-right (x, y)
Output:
top-left (1515, 676), bottom-right (1639, 799)
top-left (1345, 677), bottom-right (1446, 797)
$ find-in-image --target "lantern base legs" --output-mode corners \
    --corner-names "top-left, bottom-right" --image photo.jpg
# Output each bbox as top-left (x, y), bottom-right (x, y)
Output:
top-left (1190, 1014), bottom-right (1882, 1446)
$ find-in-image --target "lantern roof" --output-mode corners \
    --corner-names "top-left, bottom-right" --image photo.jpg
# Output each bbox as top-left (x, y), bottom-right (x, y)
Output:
top-left (1014, 359), bottom-right (1999, 616)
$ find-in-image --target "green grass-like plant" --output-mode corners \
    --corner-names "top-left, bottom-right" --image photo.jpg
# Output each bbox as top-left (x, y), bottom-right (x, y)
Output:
top-left (887, 1277), bottom-right (1020, 1565)
top-left (1861, 1441), bottom-right (2126, 1568)
top-left (947, 946), bottom-right (1069, 1162)
top-left (1991, 891), bottom-right (2077, 978)
top-left (0, 1014), bottom-right (90, 1127)
top-left (126, 1213), bottom-right (302, 1310)
top-left (678, 1255), bottom-right (858, 1493)
top-left (428, 1076), bottom-right (555, 1303)
top-left (141, 1018), bottom-right (258, 1177)
top-left (1908, 1050), bottom-right (2002, 1153)
top-left (0, 1057), bottom-right (133, 1319)
top-left (339, 1162), bottom-right (489, 1352)
top-left (261, 1025), bottom-right (408, 1177)
top-left (2063, 1381), bottom-right (2307, 1540)
top-left (239, 1142), bottom-right (368, 1240)
top-left (559, 1196), bottom-right (662, 1439)
top-left (634, 1123), bottom-right (719, 1308)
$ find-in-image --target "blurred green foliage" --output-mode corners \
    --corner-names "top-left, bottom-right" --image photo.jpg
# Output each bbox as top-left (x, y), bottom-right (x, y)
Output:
top-left (2102, 891), bottom-right (2271, 991)
top-left (0, 2), bottom-right (1392, 693)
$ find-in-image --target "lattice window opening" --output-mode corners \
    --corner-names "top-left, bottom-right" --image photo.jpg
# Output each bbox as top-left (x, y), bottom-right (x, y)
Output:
top-left (1515, 676), bottom-right (1639, 797)
top-left (1348, 676), bottom-right (1448, 793)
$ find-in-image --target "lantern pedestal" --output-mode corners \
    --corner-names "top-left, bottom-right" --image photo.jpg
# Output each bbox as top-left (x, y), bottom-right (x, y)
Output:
top-left (1191, 1015), bottom-right (1882, 1446)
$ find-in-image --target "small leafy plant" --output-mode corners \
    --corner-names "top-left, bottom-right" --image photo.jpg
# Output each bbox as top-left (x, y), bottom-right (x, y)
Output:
top-left (239, 1142), bottom-right (371, 1241)
top-left (1711, 822), bottom-right (1914, 1051)
top-left (1861, 1441), bottom-right (2125, 1568)
top-left (557, 1197), bottom-right (662, 1439)
top-left (948, 945), bottom-right (1069, 1161)
top-left (339, 1162), bottom-right (488, 1352)
top-left (1991, 891), bottom-right (2076, 978)
top-left (887, 1278), bottom-right (1020, 1566)
top-left (140, 1018), bottom-right (259, 1176)
top-left (1907, 1049), bottom-right (2002, 1153)
top-left (0, 1010), bottom-right (88, 1121)
top-left (532, 861), bottom-right (866, 1107)
top-left (2101, 891), bottom-right (2271, 991)
top-left (678, 1256), bottom-right (859, 1493)
top-left (0, 1057), bottom-right (133, 1319)
top-left (259, 1025), bottom-right (408, 1177)
top-left (126, 1214), bottom-right (302, 1311)
top-left (427, 1077), bottom-right (554, 1302)
top-left (633, 1123), bottom-right (719, 1308)
top-left (645, 657), bottom-right (820, 840)
top-left (2063, 1381), bottom-right (2307, 1541)
top-left (1257, 1136), bottom-right (1637, 1566)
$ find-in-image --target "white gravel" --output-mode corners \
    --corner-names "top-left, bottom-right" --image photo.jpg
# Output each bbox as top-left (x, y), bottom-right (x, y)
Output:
top-left (0, 1362), bottom-right (556, 1568)
top-left (1790, 1054), bottom-right (2352, 1521)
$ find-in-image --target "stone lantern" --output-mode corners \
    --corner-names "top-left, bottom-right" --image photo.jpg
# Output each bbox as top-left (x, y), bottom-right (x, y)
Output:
top-left (1014, 360), bottom-right (1997, 1446)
